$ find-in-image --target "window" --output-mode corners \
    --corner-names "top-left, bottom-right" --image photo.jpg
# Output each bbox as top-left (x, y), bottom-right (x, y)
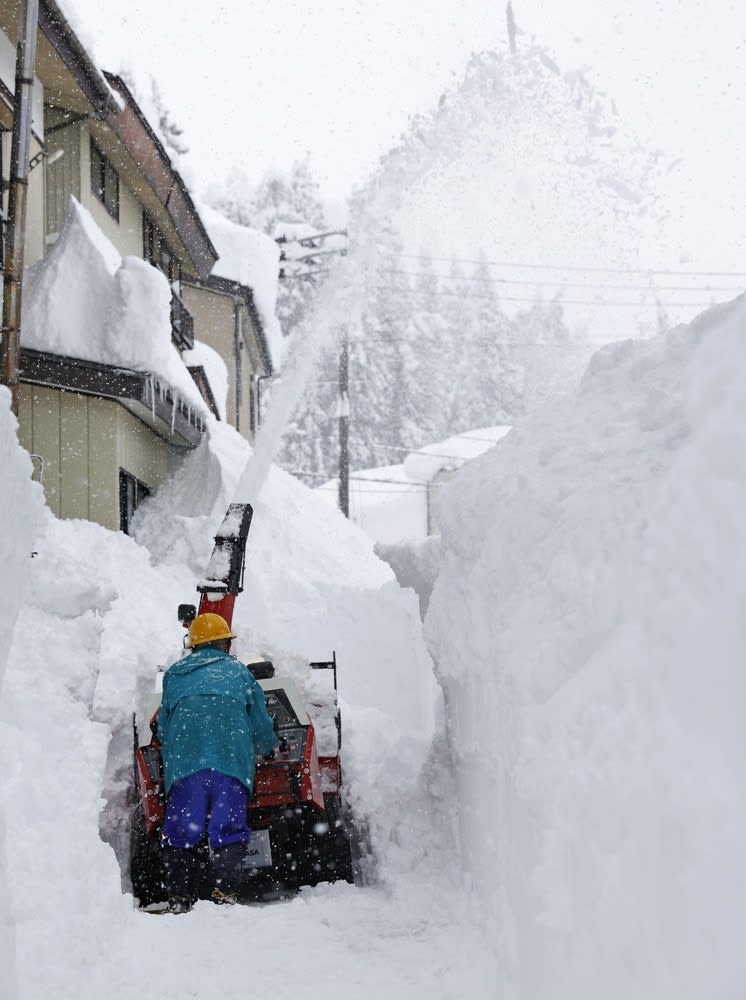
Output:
top-left (143, 212), bottom-right (180, 284)
top-left (119, 470), bottom-right (150, 535)
top-left (90, 139), bottom-right (119, 221)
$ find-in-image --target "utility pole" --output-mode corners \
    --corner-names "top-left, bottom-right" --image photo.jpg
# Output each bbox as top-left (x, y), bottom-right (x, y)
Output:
top-left (1, 0), bottom-right (39, 415)
top-left (506, 2), bottom-right (518, 55)
top-left (337, 331), bottom-right (350, 517)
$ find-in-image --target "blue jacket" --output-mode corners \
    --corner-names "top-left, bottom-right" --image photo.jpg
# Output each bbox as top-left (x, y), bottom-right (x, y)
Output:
top-left (158, 647), bottom-right (277, 794)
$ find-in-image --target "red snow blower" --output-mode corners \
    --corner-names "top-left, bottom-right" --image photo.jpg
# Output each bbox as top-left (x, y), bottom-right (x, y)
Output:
top-left (130, 503), bottom-right (355, 907)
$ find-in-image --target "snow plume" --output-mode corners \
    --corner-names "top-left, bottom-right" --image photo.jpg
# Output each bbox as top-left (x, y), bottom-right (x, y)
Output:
top-left (236, 257), bottom-right (361, 502)
top-left (381, 43), bottom-right (661, 247)
top-left (426, 294), bottom-right (746, 998)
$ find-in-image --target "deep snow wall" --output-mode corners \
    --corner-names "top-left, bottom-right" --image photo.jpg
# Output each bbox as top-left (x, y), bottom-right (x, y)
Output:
top-left (0, 391), bottom-right (47, 1000)
top-left (425, 297), bottom-right (746, 999)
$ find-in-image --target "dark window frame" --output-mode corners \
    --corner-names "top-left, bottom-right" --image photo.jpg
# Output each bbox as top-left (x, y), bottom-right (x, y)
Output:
top-left (143, 211), bottom-right (180, 285)
top-left (119, 469), bottom-right (150, 535)
top-left (90, 138), bottom-right (119, 221)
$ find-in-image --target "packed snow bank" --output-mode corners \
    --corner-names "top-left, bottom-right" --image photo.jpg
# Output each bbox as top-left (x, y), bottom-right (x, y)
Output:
top-left (22, 196), bottom-right (206, 414)
top-left (375, 536), bottom-right (442, 619)
top-left (426, 295), bottom-right (746, 998)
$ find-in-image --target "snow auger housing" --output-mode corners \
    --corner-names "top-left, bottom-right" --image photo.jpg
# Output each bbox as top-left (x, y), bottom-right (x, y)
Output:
top-left (130, 503), bottom-right (354, 907)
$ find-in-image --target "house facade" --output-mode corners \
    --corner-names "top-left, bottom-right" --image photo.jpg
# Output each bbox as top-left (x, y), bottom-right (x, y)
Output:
top-left (181, 274), bottom-right (272, 439)
top-left (0, 1), bottom-right (274, 532)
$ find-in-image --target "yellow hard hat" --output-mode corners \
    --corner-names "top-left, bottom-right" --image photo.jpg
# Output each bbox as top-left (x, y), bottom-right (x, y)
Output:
top-left (187, 612), bottom-right (236, 648)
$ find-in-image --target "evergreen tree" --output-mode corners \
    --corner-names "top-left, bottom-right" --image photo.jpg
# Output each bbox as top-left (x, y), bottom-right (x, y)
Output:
top-left (349, 223), bottom-right (411, 470)
top-left (511, 296), bottom-right (587, 411)
top-left (404, 254), bottom-right (453, 444)
top-left (150, 79), bottom-right (189, 157)
top-left (452, 256), bottom-right (521, 429)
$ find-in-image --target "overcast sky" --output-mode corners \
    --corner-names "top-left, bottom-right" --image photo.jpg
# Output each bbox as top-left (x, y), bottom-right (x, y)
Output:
top-left (64, 0), bottom-right (746, 207)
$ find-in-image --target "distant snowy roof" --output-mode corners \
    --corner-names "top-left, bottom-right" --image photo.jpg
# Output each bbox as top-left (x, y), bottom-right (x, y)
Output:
top-left (21, 197), bottom-right (207, 417)
top-left (197, 203), bottom-right (285, 368)
top-left (317, 427), bottom-right (512, 543)
top-left (403, 426), bottom-right (512, 483)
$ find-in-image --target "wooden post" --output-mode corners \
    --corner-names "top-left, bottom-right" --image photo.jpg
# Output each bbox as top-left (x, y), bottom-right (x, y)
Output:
top-left (338, 332), bottom-right (349, 517)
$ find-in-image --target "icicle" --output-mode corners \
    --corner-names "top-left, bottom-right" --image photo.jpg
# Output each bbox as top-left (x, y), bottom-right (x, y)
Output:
top-left (171, 395), bottom-right (177, 434)
top-left (146, 374), bottom-right (155, 418)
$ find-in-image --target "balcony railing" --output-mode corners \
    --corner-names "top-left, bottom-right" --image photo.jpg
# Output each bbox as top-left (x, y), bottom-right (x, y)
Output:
top-left (170, 289), bottom-right (194, 352)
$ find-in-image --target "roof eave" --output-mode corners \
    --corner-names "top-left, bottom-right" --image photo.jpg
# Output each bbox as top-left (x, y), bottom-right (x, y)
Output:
top-left (39, 0), bottom-right (119, 116)
top-left (19, 347), bottom-right (206, 447)
top-left (102, 72), bottom-right (218, 279)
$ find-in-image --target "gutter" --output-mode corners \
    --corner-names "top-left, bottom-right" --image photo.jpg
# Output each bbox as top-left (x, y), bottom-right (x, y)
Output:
top-left (19, 347), bottom-right (206, 447)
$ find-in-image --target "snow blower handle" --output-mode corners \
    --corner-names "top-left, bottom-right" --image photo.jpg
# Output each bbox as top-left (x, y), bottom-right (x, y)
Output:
top-left (264, 713), bottom-right (288, 758)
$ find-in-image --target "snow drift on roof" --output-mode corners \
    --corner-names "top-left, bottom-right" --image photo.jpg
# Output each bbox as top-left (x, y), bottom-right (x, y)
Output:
top-left (21, 197), bottom-right (207, 415)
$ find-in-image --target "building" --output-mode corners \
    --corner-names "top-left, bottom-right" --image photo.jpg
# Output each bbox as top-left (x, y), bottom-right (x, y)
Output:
top-left (0, 0), bottom-right (275, 532)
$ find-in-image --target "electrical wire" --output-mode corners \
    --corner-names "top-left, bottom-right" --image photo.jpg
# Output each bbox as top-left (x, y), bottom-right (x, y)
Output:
top-left (374, 284), bottom-right (725, 307)
top-left (291, 470), bottom-right (432, 488)
top-left (385, 252), bottom-right (746, 279)
top-left (381, 268), bottom-right (745, 294)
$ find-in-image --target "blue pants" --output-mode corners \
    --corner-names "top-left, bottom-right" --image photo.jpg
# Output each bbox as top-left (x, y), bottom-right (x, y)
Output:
top-left (162, 769), bottom-right (250, 849)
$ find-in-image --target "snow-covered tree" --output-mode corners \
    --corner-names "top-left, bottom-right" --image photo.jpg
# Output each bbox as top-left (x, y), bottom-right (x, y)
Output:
top-left (150, 79), bottom-right (189, 157)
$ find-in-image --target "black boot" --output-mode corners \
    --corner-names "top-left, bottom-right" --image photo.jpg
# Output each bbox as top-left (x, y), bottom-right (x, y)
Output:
top-left (210, 842), bottom-right (247, 901)
top-left (162, 846), bottom-right (199, 911)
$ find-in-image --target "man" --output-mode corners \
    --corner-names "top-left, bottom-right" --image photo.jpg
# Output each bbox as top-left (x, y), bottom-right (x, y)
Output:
top-left (157, 611), bottom-right (277, 913)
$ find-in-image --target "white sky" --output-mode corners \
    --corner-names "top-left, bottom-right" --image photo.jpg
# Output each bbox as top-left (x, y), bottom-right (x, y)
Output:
top-left (64, 0), bottom-right (746, 207)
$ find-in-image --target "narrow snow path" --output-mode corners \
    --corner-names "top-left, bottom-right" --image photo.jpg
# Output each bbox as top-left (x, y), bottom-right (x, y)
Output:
top-left (14, 876), bottom-right (496, 999)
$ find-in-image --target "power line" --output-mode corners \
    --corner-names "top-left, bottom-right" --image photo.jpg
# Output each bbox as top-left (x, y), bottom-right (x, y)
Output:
top-left (317, 483), bottom-right (428, 495)
top-left (374, 285), bottom-right (724, 308)
top-left (382, 268), bottom-right (745, 295)
top-left (369, 441), bottom-right (467, 460)
top-left (386, 252), bottom-right (746, 279)
top-left (291, 470), bottom-right (432, 488)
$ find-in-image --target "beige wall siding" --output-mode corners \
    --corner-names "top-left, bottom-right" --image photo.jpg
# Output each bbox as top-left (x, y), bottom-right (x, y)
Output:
top-left (85, 397), bottom-right (119, 529)
top-left (22, 384), bottom-right (62, 516)
top-left (19, 384), bottom-right (172, 531)
top-left (45, 121), bottom-right (82, 243)
top-left (59, 393), bottom-right (90, 520)
top-left (3, 131), bottom-right (47, 267)
top-left (183, 284), bottom-right (260, 439)
top-left (78, 129), bottom-right (143, 259)
top-left (117, 405), bottom-right (170, 488)
top-left (26, 134), bottom-right (46, 266)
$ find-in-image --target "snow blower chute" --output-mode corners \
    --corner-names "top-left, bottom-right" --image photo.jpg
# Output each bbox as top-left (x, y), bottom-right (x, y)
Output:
top-left (130, 502), bottom-right (354, 907)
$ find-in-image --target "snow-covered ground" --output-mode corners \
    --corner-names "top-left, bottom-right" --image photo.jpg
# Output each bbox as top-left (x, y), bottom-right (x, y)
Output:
top-left (3, 292), bottom-right (746, 998)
